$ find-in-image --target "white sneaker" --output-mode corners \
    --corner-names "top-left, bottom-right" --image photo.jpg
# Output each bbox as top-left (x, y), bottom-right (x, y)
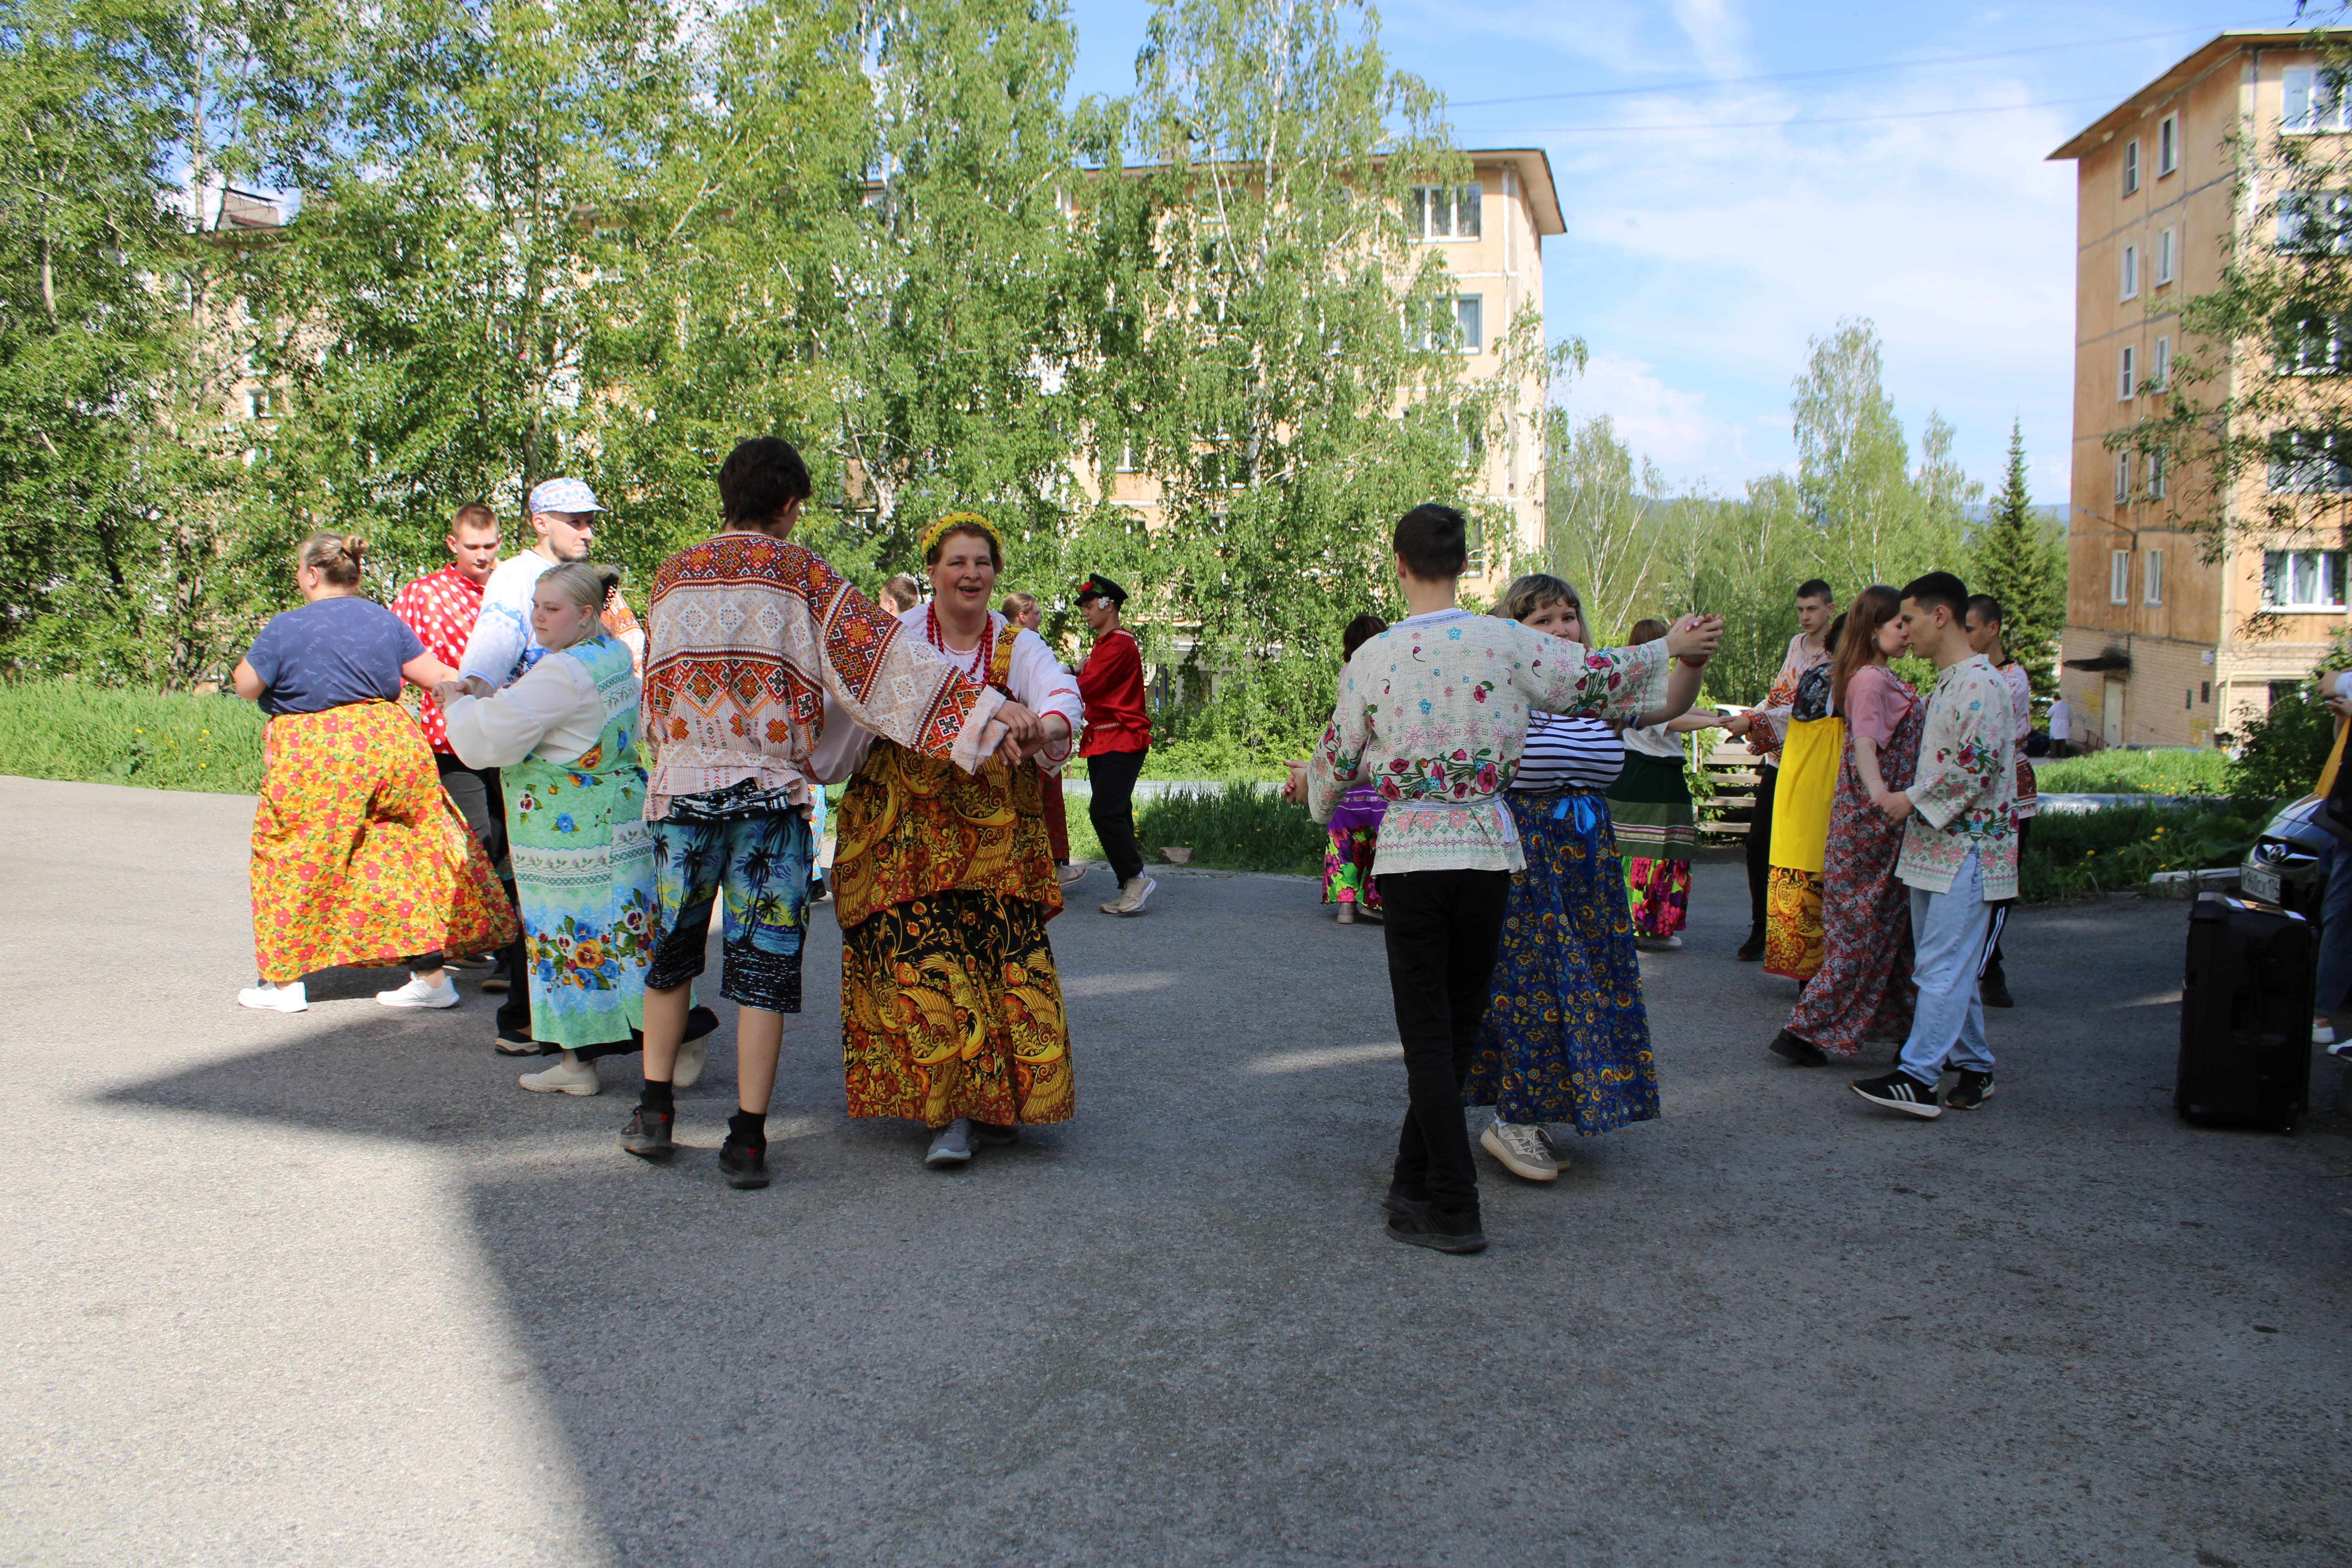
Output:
top-left (376, 974), bottom-right (460, 1009)
top-left (1537, 1125), bottom-right (1577, 1169)
top-left (925, 1119), bottom-right (975, 1168)
top-left (1480, 1118), bottom-right (1559, 1182)
top-left (1636, 933), bottom-right (1684, 951)
top-left (519, 1058), bottom-right (601, 1096)
top-left (673, 1034), bottom-right (707, 1089)
top-left (236, 981), bottom-right (307, 1013)
top-left (2314, 1017), bottom-right (2336, 1047)
top-left (1101, 875), bottom-right (1158, 916)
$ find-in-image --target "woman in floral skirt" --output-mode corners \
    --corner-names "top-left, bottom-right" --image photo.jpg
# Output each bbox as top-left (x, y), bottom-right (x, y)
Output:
top-left (1317, 613), bottom-right (1391, 923)
top-left (443, 561), bottom-right (657, 1097)
top-left (1769, 584), bottom-right (1923, 1066)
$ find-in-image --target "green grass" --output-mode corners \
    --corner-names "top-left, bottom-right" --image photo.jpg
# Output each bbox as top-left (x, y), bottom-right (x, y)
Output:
top-left (0, 680), bottom-right (265, 793)
top-left (1133, 781), bottom-right (1326, 874)
top-left (2033, 747), bottom-right (2230, 797)
top-left (2022, 798), bottom-right (2275, 903)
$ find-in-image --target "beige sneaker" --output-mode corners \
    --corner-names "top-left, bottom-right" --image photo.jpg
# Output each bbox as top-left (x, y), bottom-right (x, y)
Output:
top-left (519, 1057), bottom-right (601, 1096)
top-left (1100, 875), bottom-right (1158, 916)
top-left (1056, 862), bottom-right (1089, 888)
top-left (1480, 1118), bottom-right (1558, 1181)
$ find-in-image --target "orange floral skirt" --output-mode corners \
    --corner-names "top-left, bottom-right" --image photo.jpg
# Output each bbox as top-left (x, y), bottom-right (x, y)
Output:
top-left (249, 702), bottom-right (516, 982)
top-left (1762, 866), bottom-right (1826, 981)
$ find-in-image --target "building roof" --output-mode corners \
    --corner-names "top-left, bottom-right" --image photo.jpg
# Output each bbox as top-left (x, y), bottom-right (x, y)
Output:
top-left (1468, 148), bottom-right (1564, 236)
top-left (2048, 29), bottom-right (2334, 161)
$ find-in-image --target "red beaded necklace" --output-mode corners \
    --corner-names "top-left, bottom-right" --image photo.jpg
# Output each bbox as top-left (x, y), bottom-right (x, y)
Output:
top-left (925, 603), bottom-right (994, 682)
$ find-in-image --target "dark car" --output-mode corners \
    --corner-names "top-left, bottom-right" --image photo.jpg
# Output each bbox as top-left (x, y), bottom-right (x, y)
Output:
top-left (2239, 793), bottom-right (2332, 922)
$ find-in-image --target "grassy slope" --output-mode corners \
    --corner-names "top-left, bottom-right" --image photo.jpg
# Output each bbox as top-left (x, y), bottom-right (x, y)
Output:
top-left (0, 681), bottom-right (265, 793)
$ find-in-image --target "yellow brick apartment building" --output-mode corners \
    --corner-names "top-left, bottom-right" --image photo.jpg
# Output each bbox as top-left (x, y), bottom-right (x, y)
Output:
top-left (2051, 31), bottom-right (2349, 748)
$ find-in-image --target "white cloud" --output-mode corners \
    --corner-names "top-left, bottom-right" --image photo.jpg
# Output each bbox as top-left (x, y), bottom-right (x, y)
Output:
top-left (1555, 351), bottom-right (1766, 489)
top-left (1669, 0), bottom-right (1749, 79)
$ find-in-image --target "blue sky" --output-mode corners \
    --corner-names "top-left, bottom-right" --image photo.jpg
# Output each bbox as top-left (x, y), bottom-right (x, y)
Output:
top-left (1065, 0), bottom-right (2308, 505)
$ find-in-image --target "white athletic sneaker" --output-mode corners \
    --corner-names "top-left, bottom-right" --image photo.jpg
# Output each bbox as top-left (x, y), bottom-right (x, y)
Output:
top-left (2314, 1016), bottom-right (2336, 1047)
top-left (519, 1058), bottom-right (601, 1096)
top-left (1636, 933), bottom-right (1684, 952)
top-left (1056, 862), bottom-right (1090, 888)
top-left (236, 981), bottom-right (308, 1013)
top-left (673, 1034), bottom-right (707, 1089)
top-left (1480, 1118), bottom-right (1559, 1182)
top-left (375, 974), bottom-right (460, 1010)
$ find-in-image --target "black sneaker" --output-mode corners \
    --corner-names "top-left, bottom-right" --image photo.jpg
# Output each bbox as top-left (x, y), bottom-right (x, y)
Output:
top-left (971, 1120), bottom-right (1020, 1147)
top-left (1737, 935), bottom-right (1765, 962)
top-left (1381, 1185), bottom-right (1429, 1218)
top-left (1978, 967), bottom-right (2014, 1008)
top-left (1945, 1069), bottom-right (1996, 1110)
top-left (718, 1137), bottom-right (771, 1189)
top-left (1769, 1029), bottom-right (1829, 1067)
top-left (1385, 1204), bottom-right (1487, 1254)
top-left (1848, 1070), bottom-right (1944, 1119)
top-left (619, 1104), bottom-right (675, 1159)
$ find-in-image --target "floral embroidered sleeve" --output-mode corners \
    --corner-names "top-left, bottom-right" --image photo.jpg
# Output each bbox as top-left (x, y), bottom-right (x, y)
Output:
top-left (1907, 686), bottom-right (2005, 830)
top-left (1513, 631), bottom-right (1670, 724)
top-left (1304, 661), bottom-right (1373, 827)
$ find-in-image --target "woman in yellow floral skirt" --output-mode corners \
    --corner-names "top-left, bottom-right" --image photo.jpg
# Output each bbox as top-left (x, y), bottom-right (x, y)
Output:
top-left (815, 514), bottom-right (1086, 1169)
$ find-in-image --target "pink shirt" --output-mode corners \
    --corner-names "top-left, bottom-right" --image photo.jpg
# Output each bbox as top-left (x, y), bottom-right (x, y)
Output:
top-left (1839, 664), bottom-right (1915, 747)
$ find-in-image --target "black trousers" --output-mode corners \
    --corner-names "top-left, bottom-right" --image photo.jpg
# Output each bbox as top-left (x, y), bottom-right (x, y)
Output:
top-left (1376, 867), bottom-right (1512, 1221)
top-left (434, 754), bottom-right (530, 1033)
top-left (1087, 747), bottom-right (1148, 885)
top-left (1984, 815), bottom-right (2032, 973)
top-left (1744, 761), bottom-right (1779, 942)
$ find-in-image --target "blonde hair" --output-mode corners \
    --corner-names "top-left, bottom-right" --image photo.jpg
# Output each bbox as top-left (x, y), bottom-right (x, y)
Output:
top-left (1000, 590), bottom-right (1039, 618)
top-left (296, 533), bottom-right (365, 589)
top-left (539, 561), bottom-right (624, 616)
top-left (1496, 572), bottom-right (1580, 626)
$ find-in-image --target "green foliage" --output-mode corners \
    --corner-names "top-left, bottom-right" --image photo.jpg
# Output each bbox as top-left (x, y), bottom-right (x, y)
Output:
top-left (0, 680), bottom-right (265, 791)
top-left (2020, 800), bottom-right (2272, 903)
top-left (1132, 781), bottom-right (1326, 873)
top-left (2225, 690), bottom-right (2341, 799)
top-left (2033, 747), bottom-right (2230, 796)
top-left (1968, 420), bottom-right (2067, 695)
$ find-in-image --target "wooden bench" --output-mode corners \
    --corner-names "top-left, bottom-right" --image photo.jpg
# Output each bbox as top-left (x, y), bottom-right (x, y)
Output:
top-left (1699, 734), bottom-right (1762, 841)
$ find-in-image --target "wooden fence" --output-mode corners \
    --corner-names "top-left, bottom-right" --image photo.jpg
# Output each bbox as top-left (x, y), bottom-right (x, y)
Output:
top-left (1697, 733), bottom-right (1763, 841)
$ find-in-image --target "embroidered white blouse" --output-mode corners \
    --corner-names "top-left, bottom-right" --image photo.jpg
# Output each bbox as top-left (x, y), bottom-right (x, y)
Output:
top-left (1303, 608), bottom-right (1670, 875)
top-left (443, 645), bottom-right (622, 769)
top-left (1897, 653), bottom-right (2020, 900)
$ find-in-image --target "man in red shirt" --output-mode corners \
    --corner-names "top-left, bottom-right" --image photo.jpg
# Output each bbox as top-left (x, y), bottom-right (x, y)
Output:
top-left (1076, 573), bottom-right (1155, 915)
top-left (390, 503), bottom-right (529, 1034)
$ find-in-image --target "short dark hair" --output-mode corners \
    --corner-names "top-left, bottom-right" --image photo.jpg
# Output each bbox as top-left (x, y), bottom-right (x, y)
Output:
top-left (1795, 578), bottom-right (1833, 603)
top-left (717, 436), bottom-right (812, 526)
top-left (1900, 571), bottom-right (1970, 621)
top-left (1341, 612), bottom-right (1388, 661)
top-left (1394, 503), bottom-right (1469, 581)
top-left (1965, 593), bottom-right (2004, 629)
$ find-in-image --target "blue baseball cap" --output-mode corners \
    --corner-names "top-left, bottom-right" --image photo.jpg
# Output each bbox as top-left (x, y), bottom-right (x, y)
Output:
top-left (527, 477), bottom-right (605, 515)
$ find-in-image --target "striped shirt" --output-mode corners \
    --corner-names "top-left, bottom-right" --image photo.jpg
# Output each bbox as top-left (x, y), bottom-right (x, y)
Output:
top-left (1512, 713), bottom-right (1624, 793)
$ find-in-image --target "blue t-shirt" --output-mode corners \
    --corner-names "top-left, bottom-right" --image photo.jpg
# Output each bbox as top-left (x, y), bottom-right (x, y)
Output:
top-left (243, 596), bottom-right (425, 717)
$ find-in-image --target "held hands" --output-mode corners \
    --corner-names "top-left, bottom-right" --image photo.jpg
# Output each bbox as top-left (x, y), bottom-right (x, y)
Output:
top-left (1877, 789), bottom-right (1914, 824)
top-left (1719, 710), bottom-right (1755, 737)
top-left (431, 679), bottom-right (471, 709)
top-left (1663, 613), bottom-right (1725, 663)
top-left (1280, 760), bottom-right (1308, 804)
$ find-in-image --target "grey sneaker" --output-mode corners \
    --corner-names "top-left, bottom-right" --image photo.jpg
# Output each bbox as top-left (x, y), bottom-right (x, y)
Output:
top-left (971, 1120), bottom-right (1020, 1147)
top-left (1479, 1118), bottom-right (1558, 1182)
top-left (925, 1119), bottom-right (975, 1168)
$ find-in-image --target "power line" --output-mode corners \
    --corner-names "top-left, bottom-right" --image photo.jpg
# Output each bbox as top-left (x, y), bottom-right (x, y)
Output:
top-left (1456, 94), bottom-right (2119, 137)
top-left (1445, 19), bottom-right (2304, 110)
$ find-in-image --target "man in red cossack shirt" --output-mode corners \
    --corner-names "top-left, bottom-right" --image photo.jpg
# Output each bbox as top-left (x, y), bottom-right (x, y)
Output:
top-left (1075, 573), bottom-right (1155, 915)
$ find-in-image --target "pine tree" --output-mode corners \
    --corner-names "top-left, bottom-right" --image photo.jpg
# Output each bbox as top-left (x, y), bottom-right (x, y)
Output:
top-left (1969, 419), bottom-right (2067, 695)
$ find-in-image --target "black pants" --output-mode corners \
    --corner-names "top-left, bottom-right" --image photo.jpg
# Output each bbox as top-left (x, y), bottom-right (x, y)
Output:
top-left (435, 754), bottom-right (531, 1033)
top-left (1744, 761), bottom-right (1779, 942)
top-left (1984, 815), bottom-right (2032, 974)
top-left (1087, 747), bottom-right (1148, 885)
top-left (1376, 868), bottom-right (1512, 1221)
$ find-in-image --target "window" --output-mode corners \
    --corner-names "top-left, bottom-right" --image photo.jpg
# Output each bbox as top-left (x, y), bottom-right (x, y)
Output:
top-left (1408, 183), bottom-right (1482, 241)
top-left (2276, 189), bottom-right (2352, 252)
top-left (2283, 66), bottom-right (2352, 134)
top-left (2123, 139), bottom-right (2141, 194)
top-left (2269, 428), bottom-right (2352, 492)
top-left (2118, 344), bottom-right (2137, 399)
top-left (2278, 309), bottom-right (2352, 374)
top-left (2120, 244), bottom-right (2140, 300)
top-left (2158, 113), bottom-right (2180, 176)
top-left (2110, 549), bottom-right (2132, 604)
top-left (2152, 335), bottom-right (2171, 391)
top-left (1116, 438), bottom-right (1137, 473)
top-left (2148, 446), bottom-right (2167, 499)
top-left (2144, 548), bottom-right (2165, 606)
top-left (2114, 451), bottom-right (2132, 504)
top-left (2156, 225), bottom-right (2176, 285)
top-left (246, 388), bottom-right (272, 420)
top-left (1455, 294), bottom-right (1483, 352)
top-left (2262, 548), bottom-right (2350, 609)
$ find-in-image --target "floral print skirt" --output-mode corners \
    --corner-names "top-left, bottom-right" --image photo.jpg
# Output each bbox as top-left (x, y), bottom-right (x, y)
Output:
top-left (1763, 867), bottom-right (1825, 980)
top-left (504, 749), bottom-right (655, 1052)
top-left (1463, 791), bottom-right (1659, 1134)
top-left (1624, 857), bottom-right (1691, 938)
top-left (841, 889), bottom-right (1074, 1127)
top-left (1785, 710), bottom-right (1926, 1058)
top-left (1323, 785), bottom-right (1387, 910)
top-left (249, 702), bottom-right (515, 983)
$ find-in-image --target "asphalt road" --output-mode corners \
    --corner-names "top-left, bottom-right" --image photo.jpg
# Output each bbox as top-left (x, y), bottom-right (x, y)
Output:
top-left (2, 774), bottom-right (2347, 1567)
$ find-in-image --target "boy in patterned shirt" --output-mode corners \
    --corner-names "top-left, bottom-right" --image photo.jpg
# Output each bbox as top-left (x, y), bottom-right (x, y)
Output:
top-left (1849, 571), bottom-right (2018, 1119)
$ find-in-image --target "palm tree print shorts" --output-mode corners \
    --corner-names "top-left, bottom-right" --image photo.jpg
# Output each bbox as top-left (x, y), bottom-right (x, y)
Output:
top-left (646, 784), bottom-right (814, 1013)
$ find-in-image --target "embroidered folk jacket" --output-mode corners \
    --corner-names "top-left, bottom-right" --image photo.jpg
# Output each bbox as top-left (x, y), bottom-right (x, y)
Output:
top-left (1898, 653), bottom-right (2019, 900)
top-left (639, 534), bottom-right (1005, 822)
top-left (1303, 607), bottom-right (1670, 876)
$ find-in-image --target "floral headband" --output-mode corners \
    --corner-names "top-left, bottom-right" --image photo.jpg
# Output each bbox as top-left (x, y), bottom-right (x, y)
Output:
top-left (920, 509), bottom-right (1002, 561)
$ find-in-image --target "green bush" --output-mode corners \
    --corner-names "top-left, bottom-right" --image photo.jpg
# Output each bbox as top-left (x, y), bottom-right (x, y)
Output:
top-left (0, 681), bottom-right (266, 793)
top-left (2034, 747), bottom-right (2230, 797)
top-left (2022, 798), bottom-right (2275, 903)
top-left (1133, 781), bottom-right (1327, 874)
top-left (2224, 690), bottom-right (2339, 799)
